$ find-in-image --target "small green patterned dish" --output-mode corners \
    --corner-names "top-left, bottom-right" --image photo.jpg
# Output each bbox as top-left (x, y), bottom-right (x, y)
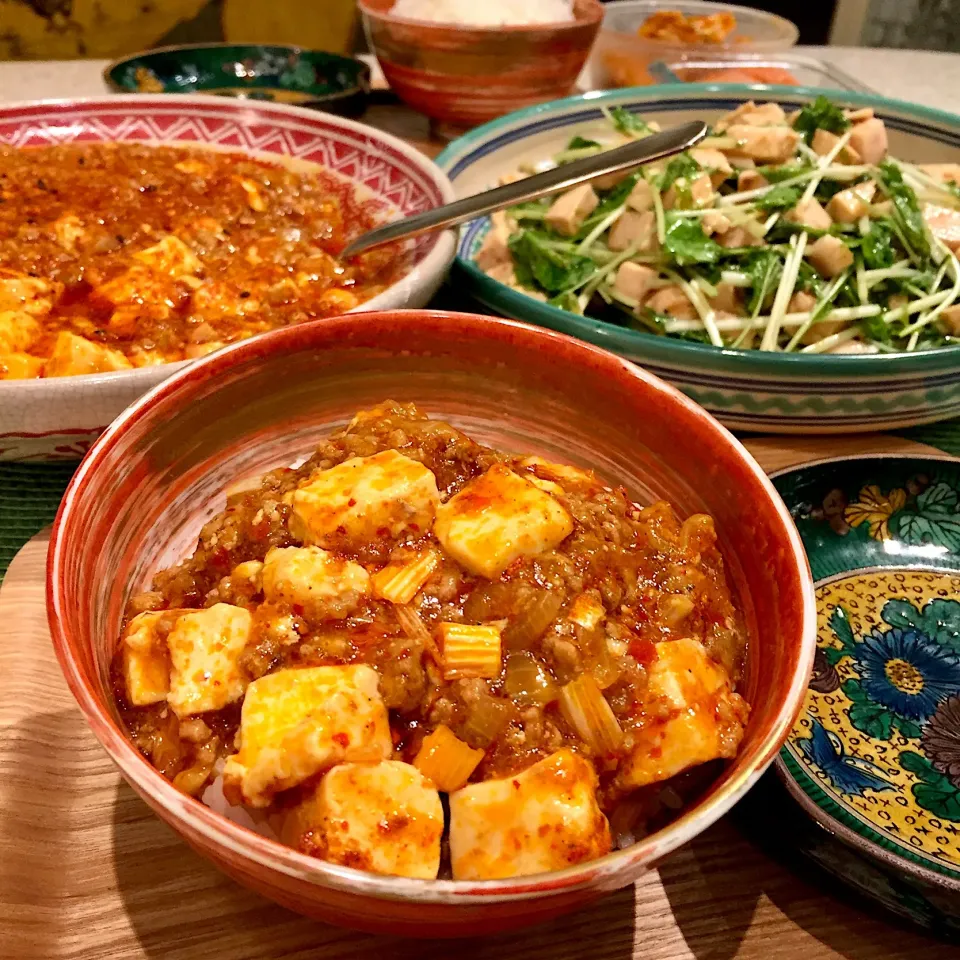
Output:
top-left (773, 453), bottom-right (960, 937)
top-left (105, 44), bottom-right (369, 117)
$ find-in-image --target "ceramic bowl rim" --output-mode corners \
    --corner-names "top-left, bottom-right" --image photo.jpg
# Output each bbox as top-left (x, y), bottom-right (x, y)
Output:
top-left (103, 43), bottom-right (371, 103)
top-left (357, 0), bottom-right (604, 32)
top-left (0, 93), bottom-right (455, 398)
top-left (771, 451), bottom-right (960, 895)
top-left (47, 309), bottom-right (817, 904)
top-left (435, 82), bottom-right (960, 379)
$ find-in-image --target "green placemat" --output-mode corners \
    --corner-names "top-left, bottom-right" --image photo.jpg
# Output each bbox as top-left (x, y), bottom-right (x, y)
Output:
top-left (0, 462), bottom-right (76, 582)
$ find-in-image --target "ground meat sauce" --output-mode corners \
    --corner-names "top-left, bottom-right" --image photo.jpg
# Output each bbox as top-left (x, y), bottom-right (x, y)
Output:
top-left (113, 403), bottom-right (750, 866)
top-left (0, 143), bottom-right (404, 377)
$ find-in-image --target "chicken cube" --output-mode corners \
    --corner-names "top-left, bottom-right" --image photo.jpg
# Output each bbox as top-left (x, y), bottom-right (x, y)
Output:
top-left (786, 197), bottom-right (833, 232)
top-left (689, 147), bottom-right (733, 187)
top-left (811, 128), bottom-right (861, 165)
top-left (618, 637), bottom-right (748, 789)
top-left (133, 234), bottom-right (202, 276)
top-left (923, 203), bottom-right (960, 253)
top-left (717, 226), bottom-right (764, 249)
top-left (448, 749), bottom-right (610, 880)
top-left (845, 107), bottom-right (874, 123)
top-left (625, 177), bottom-right (655, 212)
top-left (261, 546), bottom-right (370, 620)
top-left (788, 291), bottom-right (817, 314)
top-left (847, 117), bottom-right (888, 165)
top-left (613, 261), bottom-right (657, 302)
top-left (0, 352), bottom-right (44, 379)
top-left (434, 464), bottom-right (573, 579)
top-left (646, 284), bottom-right (697, 320)
top-left (280, 761), bottom-right (443, 879)
top-left (222, 664), bottom-right (391, 807)
top-left (807, 234), bottom-right (854, 277)
top-left (290, 450), bottom-right (440, 550)
top-left (939, 305), bottom-right (960, 336)
top-left (826, 180), bottom-right (877, 224)
top-left (716, 100), bottom-right (786, 131)
top-left (725, 124), bottom-right (800, 164)
top-left (0, 311), bottom-right (39, 353)
top-left (44, 332), bottom-right (132, 377)
top-left (544, 184), bottom-right (599, 236)
top-left (166, 603), bottom-right (253, 718)
top-left (607, 210), bottom-right (657, 252)
top-left (737, 169), bottom-right (769, 193)
top-left (708, 282), bottom-right (740, 314)
top-left (920, 163), bottom-right (960, 187)
top-left (664, 173), bottom-right (714, 210)
top-left (120, 610), bottom-right (183, 707)
top-left (701, 211), bottom-right (732, 236)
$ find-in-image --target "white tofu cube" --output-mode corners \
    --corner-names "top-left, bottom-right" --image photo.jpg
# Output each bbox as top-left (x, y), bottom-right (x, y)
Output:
top-left (786, 197), bottom-right (833, 232)
top-left (607, 210), bottom-right (657, 252)
top-left (848, 117), bottom-right (888, 165)
top-left (290, 450), bottom-right (440, 549)
top-left (0, 311), bottom-right (39, 353)
top-left (448, 749), bottom-right (610, 880)
top-left (120, 610), bottom-right (180, 706)
top-left (0, 352), bottom-right (44, 379)
top-left (807, 234), bottom-right (854, 277)
top-left (619, 637), bottom-right (748, 789)
top-left (222, 664), bottom-right (391, 807)
top-left (434, 464), bottom-right (573, 579)
top-left (44, 332), bottom-right (132, 377)
top-left (166, 603), bottom-right (253, 718)
top-left (613, 262), bottom-right (657, 303)
top-left (261, 545), bottom-right (370, 620)
top-left (545, 184), bottom-right (599, 236)
top-left (0, 273), bottom-right (53, 315)
top-left (132, 234), bottom-right (202, 276)
top-left (280, 761), bottom-right (443, 879)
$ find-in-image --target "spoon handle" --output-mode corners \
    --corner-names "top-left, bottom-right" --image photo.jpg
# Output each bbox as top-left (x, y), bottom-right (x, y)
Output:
top-left (341, 120), bottom-right (708, 259)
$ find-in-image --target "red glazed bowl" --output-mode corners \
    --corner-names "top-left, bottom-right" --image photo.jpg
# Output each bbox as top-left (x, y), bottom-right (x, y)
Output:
top-left (359, 0), bottom-right (604, 135)
top-left (48, 310), bottom-right (815, 937)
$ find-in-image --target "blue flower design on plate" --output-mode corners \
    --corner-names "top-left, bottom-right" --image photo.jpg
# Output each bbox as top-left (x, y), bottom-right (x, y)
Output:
top-left (799, 718), bottom-right (895, 796)
top-left (851, 627), bottom-right (960, 722)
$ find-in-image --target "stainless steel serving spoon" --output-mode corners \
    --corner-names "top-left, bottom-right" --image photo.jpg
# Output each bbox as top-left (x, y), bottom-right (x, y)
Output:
top-left (340, 120), bottom-right (708, 259)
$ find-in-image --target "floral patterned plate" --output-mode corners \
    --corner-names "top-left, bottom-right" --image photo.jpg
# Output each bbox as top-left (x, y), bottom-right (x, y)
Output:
top-left (774, 454), bottom-right (960, 937)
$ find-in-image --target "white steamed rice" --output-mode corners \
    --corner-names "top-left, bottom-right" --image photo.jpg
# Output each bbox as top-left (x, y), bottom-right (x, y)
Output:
top-left (390, 0), bottom-right (575, 26)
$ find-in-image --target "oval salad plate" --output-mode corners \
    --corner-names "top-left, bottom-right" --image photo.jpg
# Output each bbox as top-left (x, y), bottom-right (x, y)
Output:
top-left (773, 453), bottom-right (960, 935)
top-left (436, 85), bottom-right (960, 434)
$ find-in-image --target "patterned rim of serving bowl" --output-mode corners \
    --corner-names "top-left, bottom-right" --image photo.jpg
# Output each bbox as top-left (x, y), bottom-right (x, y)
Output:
top-left (435, 84), bottom-right (960, 431)
top-left (46, 310), bottom-right (816, 925)
top-left (0, 94), bottom-right (455, 460)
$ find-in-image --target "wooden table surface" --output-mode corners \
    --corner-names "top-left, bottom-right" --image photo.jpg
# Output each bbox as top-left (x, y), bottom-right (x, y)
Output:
top-left (2, 104), bottom-right (959, 960)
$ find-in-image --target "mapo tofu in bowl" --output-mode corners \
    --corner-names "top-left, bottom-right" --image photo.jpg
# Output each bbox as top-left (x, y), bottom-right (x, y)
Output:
top-left (114, 401), bottom-right (750, 881)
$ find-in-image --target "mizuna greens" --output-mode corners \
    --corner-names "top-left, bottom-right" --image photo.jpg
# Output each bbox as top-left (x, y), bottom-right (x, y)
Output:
top-left (475, 97), bottom-right (960, 354)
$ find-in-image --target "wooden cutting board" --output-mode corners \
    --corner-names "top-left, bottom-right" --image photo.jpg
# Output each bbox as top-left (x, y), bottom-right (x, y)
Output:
top-left (1, 434), bottom-right (956, 960)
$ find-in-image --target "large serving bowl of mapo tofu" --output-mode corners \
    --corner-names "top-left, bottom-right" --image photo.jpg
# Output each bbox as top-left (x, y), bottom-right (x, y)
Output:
top-left (48, 310), bottom-right (815, 935)
top-left (0, 95), bottom-right (454, 461)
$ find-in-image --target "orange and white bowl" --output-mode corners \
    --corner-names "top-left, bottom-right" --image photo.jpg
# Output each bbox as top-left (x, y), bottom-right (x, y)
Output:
top-left (48, 309), bottom-right (815, 937)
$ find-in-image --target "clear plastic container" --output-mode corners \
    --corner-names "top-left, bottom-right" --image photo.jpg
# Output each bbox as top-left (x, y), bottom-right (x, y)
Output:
top-left (593, 0), bottom-right (799, 88)
top-left (649, 53), bottom-right (874, 91)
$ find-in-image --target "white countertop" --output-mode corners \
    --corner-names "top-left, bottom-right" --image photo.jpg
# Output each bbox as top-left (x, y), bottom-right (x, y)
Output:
top-left (1, 46), bottom-right (960, 113)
